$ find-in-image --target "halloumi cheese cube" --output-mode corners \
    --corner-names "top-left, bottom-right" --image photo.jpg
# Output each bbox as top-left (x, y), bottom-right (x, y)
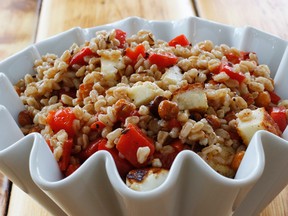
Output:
top-left (161, 65), bottom-right (183, 85)
top-left (128, 81), bottom-right (165, 107)
top-left (236, 107), bottom-right (282, 145)
top-left (172, 83), bottom-right (208, 111)
top-left (126, 168), bottom-right (169, 191)
top-left (99, 50), bottom-right (122, 81)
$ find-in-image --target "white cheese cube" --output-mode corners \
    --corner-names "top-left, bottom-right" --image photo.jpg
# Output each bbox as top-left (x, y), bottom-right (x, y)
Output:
top-left (161, 65), bottom-right (183, 85)
top-left (128, 81), bottom-right (164, 107)
top-left (126, 168), bottom-right (169, 191)
top-left (172, 83), bottom-right (208, 111)
top-left (99, 50), bottom-right (122, 81)
top-left (236, 107), bottom-right (281, 145)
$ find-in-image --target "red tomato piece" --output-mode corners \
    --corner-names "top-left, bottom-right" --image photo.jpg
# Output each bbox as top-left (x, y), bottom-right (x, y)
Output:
top-left (148, 52), bottom-right (178, 68)
top-left (78, 83), bottom-right (94, 100)
top-left (168, 34), bottom-right (190, 47)
top-left (78, 138), bottom-right (107, 162)
top-left (58, 138), bottom-right (74, 172)
top-left (125, 44), bottom-right (145, 66)
top-left (46, 107), bottom-right (76, 137)
top-left (166, 118), bottom-right (182, 130)
top-left (225, 51), bottom-right (254, 64)
top-left (115, 29), bottom-right (127, 48)
top-left (45, 139), bottom-right (53, 152)
top-left (269, 106), bottom-right (287, 132)
top-left (69, 47), bottom-right (97, 66)
top-left (90, 121), bottom-right (106, 131)
top-left (116, 123), bottom-right (155, 168)
top-left (240, 51), bottom-right (254, 60)
top-left (170, 139), bottom-right (184, 152)
top-left (214, 61), bottom-right (246, 83)
top-left (65, 164), bottom-right (80, 177)
top-left (225, 53), bottom-right (241, 64)
top-left (98, 140), bottom-right (134, 178)
top-left (269, 91), bottom-right (281, 104)
top-left (153, 139), bottom-right (184, 169)
top-left (222, 65), bottom-right (246, 83)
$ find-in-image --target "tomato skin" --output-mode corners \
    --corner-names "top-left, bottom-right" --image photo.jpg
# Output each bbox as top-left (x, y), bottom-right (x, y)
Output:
top-left (58, 138), bottom-right (74, 172)
top-left (153, 139), bottom-right (184, 169)
top-left (98, 140), bottom-right (134, 178)
top-left (269, 106), bottom-right (287, 132)
top-left (65, 164), bottom-right (80, 177)
top-left (148, 52), bottom-right (178, 68)
top-left (45, 139), bottom-right (53, 152)
top-left (115, 29), bottom-right (127, 48)
top-left (125, 44), bottom-right (145, 66)
top-left (225, 53), bottom-right (241, 64)
top-left (78, 83), bottom-right (94, 100)
top-left (166, 118), bottom-right (181, 130)
top-left (168, 34), bottom-right (190, 47)
top-left (222, 65), bottom-right (246, 83)
top-left (269, 91), bottom-right (281, 104)
top-left (213, 61), bottom-right (246, 83)
top-left (78, 138), bottom-right (106, 162)
top-left (116, 123), bottom-right (155, 168)
top-left (240, 51), bottom-right (254, 60)
top-left (90, 121), bottom-right (106, 131)
top-left (69, 47), bottom-right (96, 66)
top-left (46, 108), bottom-right (76, 137)
top-left (225, 51), bottom-right (253, 65)
top-left (170, 139), bottom-right (184, 152)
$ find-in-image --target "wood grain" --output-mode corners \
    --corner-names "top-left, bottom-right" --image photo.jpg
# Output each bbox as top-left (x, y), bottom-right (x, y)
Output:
top-left (7, 185), bottom-right (52, 216)
top-left (0, 0), bottom-right (40, 60)
top-left (0, 176), bottom-right (10, 216)
top-left (194, 0), bottom-right (288, 40)
top-left (36, 0), bottom-right (195, 41)
top-left (195, 1), bottom-right (288, 215)
top-left (0, 0), bottom-right (40, 215)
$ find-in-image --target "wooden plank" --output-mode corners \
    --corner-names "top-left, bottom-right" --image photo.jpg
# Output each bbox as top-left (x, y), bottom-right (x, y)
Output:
top-left (194, 0), bottom-right (288, 40)
top-left (195, 0), bottom-right (288, 215)
top-left (0, 0), bottom-right (41, 215)
top-left (0, 176), bottom-right (10, 216)
top-left (5, 0), bottom-right (196, 215)
top-left (7, 185), bottom-right (52, 216)
top-left (0, 0), bottom-right (40, 60)
top-left (36, 0), bottom-right (195, 41)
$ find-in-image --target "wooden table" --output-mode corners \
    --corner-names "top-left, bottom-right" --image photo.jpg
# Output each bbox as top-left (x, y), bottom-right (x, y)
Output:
top-left (0, 0), bottom-right (288, 215)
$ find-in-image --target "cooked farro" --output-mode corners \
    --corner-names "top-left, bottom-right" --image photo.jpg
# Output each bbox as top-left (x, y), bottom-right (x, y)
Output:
top-left (15, 29), bottom-right (287, 181)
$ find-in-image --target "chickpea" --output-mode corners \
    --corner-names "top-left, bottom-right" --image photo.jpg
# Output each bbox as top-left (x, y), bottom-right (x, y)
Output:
top-left (158, 100), bottom-right (179, 120)
top-left (114, 99), bottom-right (136, 121)
top-left (205, 114), bottom-right (221, 129)
top-left (18, 110), bottom-right (33, 126)
top-left (255, 91), bottom-right (271, 108)
top-left (231, 151), bottom-right (245, 171)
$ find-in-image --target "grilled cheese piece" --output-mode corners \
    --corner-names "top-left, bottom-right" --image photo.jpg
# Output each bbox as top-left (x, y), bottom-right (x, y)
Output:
top-left (128, 81), bottom-right (165, 107)
top-left (99, 50), bottom-right (122, 83)
top-left (172, 83), bottom-right (208, 111)
top-left (126, 168), bottom-right (169, 191)
top-left (236, 107), bottom-right (281, 145)
top-left (161, 65), bottom-right (183, 85)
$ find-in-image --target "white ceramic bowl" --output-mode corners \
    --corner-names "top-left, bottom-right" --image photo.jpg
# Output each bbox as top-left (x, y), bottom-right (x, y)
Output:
top-left (1, 16), bottom-right (288, 216)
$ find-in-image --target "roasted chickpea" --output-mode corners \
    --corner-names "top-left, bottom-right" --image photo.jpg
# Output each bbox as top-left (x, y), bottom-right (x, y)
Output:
top-left (18, 110), bottom-right (33, 126)
top-left (114, 99), bottom-right (136, 121)
top-left (158, 100), bottom-right (179, 120)
top-left (231, 151), bottom-right (245, 171)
